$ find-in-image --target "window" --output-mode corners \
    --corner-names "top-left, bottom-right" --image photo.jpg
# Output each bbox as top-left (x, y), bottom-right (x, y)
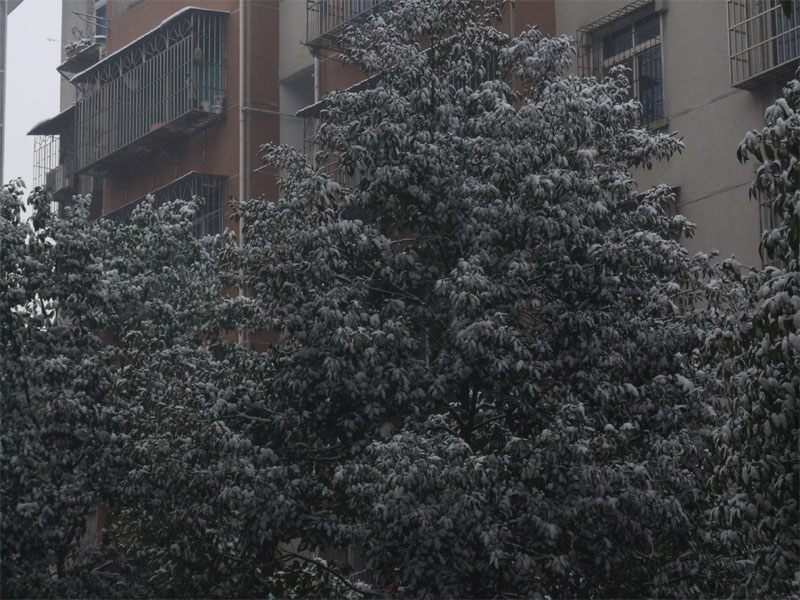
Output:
top-left (728, 0), bottom-right (800, 88)
top-left (599, 11), bottom-right (664, 124)
top-left (105, 172), bottom-right (226, 239)
top-left (306, 0), bottom-right (389, 53)
top-left (577, 1), bottom-right (665, 126)
top-left (94, 0), bottom-right (107, 38)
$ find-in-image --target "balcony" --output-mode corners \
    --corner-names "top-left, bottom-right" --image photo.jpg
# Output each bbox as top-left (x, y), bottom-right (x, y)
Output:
top-left (29, 105), bottom-right (77, 198)
top-left (728, 0), bottom-right (800, 88)
top-left (72, 8), bottom-right (228, 176)
top-left (104, 171), bottom-right (226, 238)
top-left (58, 35), bottom-right (106, 75)
top-left (306, 0), bottom-right (390, 53)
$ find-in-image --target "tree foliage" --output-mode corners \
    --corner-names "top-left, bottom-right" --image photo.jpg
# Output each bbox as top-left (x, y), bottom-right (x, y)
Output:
top-left (228, 0), bottom-right (733, 596)
top-left (2, 0), bottom-right (796, 597)
top-left (708, 75), bottom-right (800, 598)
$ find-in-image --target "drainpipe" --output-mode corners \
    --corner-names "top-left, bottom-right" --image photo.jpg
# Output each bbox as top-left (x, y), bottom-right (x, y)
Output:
top-left (246, 0), bottom-right (252, 202)
top-left (239, 0), bottom-right (246, 217)
top-left (238, 0), bottom-right (246, 346)
top-left (314, 55), bottom-right (320, 103)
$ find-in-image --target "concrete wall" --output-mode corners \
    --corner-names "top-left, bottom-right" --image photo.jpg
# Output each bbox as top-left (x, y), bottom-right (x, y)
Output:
top-left (60, 0), bottom-right (94, 110)
top-left (278, 0), bottom-right (314, 153)
top-left (279, 67), bottom-right (313, 150)
top-left (555, 0), bottom-right (779, 268)
top-left (279, 0), bottom-right (313, 82)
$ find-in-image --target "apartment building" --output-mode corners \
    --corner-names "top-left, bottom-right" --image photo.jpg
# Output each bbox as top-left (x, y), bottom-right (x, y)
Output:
top-left (27, 1), bottom-right (555, 232)
top-left (28, 0), bottom-right (800, 269)
top-left (30, 0), bottom-right (284, 232)
top-left (557, 0), bottom-right (799, 268)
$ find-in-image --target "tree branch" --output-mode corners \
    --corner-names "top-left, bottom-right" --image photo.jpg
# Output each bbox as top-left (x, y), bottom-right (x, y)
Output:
top-left (279, 551), bottom-right (381, 597)
top-left (473, 409), bottom-right (516, 432)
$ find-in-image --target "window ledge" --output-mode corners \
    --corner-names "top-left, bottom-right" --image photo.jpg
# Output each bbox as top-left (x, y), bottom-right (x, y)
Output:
top-left (646, 116), bottom-right (670, 131)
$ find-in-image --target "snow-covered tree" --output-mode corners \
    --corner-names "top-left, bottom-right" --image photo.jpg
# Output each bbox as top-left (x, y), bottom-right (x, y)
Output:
top-left (224, 0), bottom-right (734, 595)
top-left (7, 0), bottom-right (775, 596)
top-left (1, 185), bottom-right (364, 598)
top-left (708, 75), bottom-right (800, 598)
top-left (0, 184), bottom-right (146, 597)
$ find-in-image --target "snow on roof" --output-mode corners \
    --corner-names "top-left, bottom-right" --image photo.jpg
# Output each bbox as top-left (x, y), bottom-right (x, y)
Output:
top-left (296, 72), bottom-right (381, 118)
top-left (70, 7), bottom-right (229, 83)
top-left (577, 0), bottom-right (653, 34)
top-left (27, 104), bottom-right (76, 136)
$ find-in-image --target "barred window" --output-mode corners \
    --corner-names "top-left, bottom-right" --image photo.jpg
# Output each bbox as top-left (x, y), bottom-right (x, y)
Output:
top-left (728, 0), bottom-right (800, 88)
top-left (105, 172), bottom-right (226, 239)
top-left (577, 1), bottom-right (665, 126)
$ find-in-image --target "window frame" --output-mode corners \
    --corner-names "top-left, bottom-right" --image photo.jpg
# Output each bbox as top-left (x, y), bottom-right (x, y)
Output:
top-left (598, 10), bottom-right (665, 125)
top-left (727, 0), bottom-right (800, 88)
top-left (576, 0), bottom-right (667, 127)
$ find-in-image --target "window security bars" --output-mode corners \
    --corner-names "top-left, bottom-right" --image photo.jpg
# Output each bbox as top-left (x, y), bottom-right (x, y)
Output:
top-left (577, 0), bottom-right (664, 126)
top-left (303, 115), bottom-right (360, 188)
top-left (306, 0), bottom-right (389, 53)
top-left (104, 172), bottom-right (226, 238)
top-left (32, 135), bottom-right (62, 190)
top-left (728, 0), bottom-right (800, 88)
top-left (73, 9), bottom-right (227, 175)
top-left (32, 134), bottom-right (85, 197)
top-left (32, 134), bottom-right (95, 215)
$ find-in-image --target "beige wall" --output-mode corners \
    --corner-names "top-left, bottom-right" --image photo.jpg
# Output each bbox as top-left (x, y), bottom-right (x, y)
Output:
top-left (60, 0), bottom-right (94, 110)
top-left (279, 0), bottom-right (313, 82)
top-left (555, 0), bottom-right (779, 268)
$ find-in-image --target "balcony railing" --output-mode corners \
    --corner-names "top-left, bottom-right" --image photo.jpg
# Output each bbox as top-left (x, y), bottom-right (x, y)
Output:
top-left (30, 105), bottom-right (79, 199)
top-left (729, 0), bottom-right (800, 88)
top-left (306, 0), bottom-right (389, 53)
top-left (72, 8), bottom-right (227, 176)
top-left (104, 171), bottom-right (226, 238)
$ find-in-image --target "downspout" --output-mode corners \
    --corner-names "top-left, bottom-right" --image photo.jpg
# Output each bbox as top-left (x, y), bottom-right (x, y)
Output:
top-left (314, 55), bottom-right (320, 102)
top-left (239, 0), bottom-right (246, 216)
top-left (238, 0), bottom-right (246, 346)
top-left (246, 0), bottom-right (252, 202)
top-left (313, 55), bottom-right (320, 167)
top-left (1, 0), bottom-right (7, 184)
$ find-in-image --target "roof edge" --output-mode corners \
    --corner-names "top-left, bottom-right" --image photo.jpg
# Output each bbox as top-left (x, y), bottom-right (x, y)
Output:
top-left (70, 7), bottom-right (229, 84)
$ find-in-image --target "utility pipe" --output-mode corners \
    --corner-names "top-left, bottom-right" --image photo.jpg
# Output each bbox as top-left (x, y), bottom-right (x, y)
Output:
top-left (246, 0), bottom-right (252, 201)
top-left (314, 55), bottom-right (320, 103)
top-left (238, 0), bottom-right (246, 347)
top-left (239, 0), bottom-right (245, 221)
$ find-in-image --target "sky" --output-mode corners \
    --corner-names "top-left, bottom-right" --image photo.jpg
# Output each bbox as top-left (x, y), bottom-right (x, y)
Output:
top-left (4, 0), bottom-right (62, 187)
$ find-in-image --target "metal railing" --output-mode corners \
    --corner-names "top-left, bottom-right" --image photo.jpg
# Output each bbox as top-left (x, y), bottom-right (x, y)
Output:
top-left (73, 9), bottom-right (227, 174)
top-left (104, 172), bottom-right (227, 238)
top-left (576, 1), bottom-right (664, 125)
top-left (32, 134), bottom-right (77, 193)
top-left (306, 0), bottom-right (389, 52)
top-left (729, 0), bottom-right (800, 88)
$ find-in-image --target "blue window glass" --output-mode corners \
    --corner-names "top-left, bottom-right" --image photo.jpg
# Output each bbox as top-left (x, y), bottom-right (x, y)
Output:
top-left (638, 45), bottom-right (663, 124)
top-left (634, 12), bottom-right (660, 45)
top-left (603, 25), bottom-right (632, 59)
top-left (95, 3), bottom-right (107, 37)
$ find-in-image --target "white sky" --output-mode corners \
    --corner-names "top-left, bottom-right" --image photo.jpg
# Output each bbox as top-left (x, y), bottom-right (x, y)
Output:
top-left (4, 0), bottom-right (62, 187)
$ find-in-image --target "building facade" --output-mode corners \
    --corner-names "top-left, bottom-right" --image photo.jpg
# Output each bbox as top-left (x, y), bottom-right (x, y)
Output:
top-left (558, 0), bottom-right (799, 268)
top-left (28, 0), bottom-right (800, 269)
top-left (31, 0), bottom-right (283, 231)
